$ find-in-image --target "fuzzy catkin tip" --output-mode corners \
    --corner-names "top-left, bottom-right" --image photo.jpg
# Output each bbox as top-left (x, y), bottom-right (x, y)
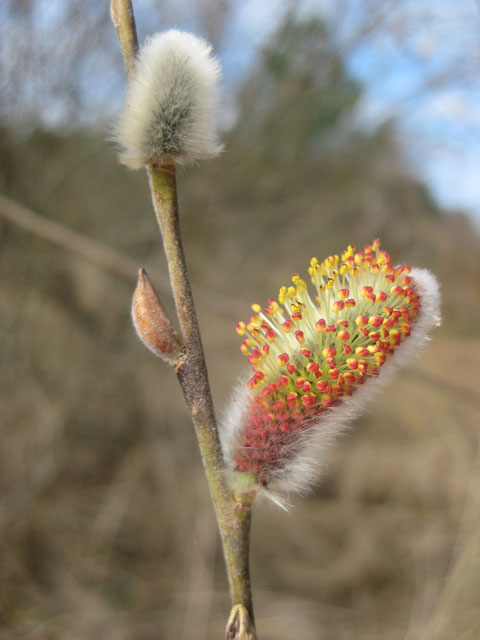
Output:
top-left (116, 29), bottom-right (223, 168)
top-left (221, 240), bottom-right (441, 505)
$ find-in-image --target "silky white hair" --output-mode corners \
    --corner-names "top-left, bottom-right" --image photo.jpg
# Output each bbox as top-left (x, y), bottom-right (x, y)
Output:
top-left (117, 30), bottom-right (223, 168)
top-left (220, 268), bottom-right (441, 508)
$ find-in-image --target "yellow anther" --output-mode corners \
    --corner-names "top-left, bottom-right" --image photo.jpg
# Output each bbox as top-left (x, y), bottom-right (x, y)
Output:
top-left (297, 278), bottom-right (306, 290)
top-left (278, 286), bottom-right (287, 304)
top-left (287, 286), bottom-right (296, 296)
top-left (251, 304), bottom-right (261, 313)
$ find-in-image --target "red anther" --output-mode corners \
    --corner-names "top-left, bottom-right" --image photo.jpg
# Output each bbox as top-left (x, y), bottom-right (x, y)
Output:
top-left (321, 395), bottom-right (334, 407)
top-left (338, 288), bottom-right (350, 299)
top-left (344, 344), bottom-right (352, 355)
top-left (296, 378), bottom-right (306, 389)
top-left (301, 348), bottom-right (312, 358)
top-left (277, 375), bottom-right (289, 387)
top-left (326, 324), bottom-right (337, 332)
top-left (302, 381), bottom-right (311, 393)
top-left (355, 315), bottom-right (368, 327)
top-left (282, 320), bottom-right (293, 332)
top-left (315, 318), bottom-right (327, 333)
top-left (262, 344), bottom-right (270, 354)
top-left (327, 357), bottom-right (336, 368)
top-left (316, 380), bottom-right (328, 391)
top-left (354, 251), bottom-right (365, 264)
top-left (366, 292), bottom-right (376, 303)
top-left (369, 331), bottom-right (380, 342)
top-left (376, 291), bottom-right (387, 302)
top-left (369, 315), bottom-right (383, 328)
top-left (359, 327), bottom-right (369, 337)
top-left (372, 239), bottom-right (381, 251)
top-left (337, 374), bottom-right (345, 386)
top-left (266, 329), bottom-right (277, 342)
top-left (346, 358), bottom-right (358, 370)
top-left (236, 321), bottom-right (246, 335)
top-left (401, 323), bottom-right (411, 336)
top-left (307, 362), bottom-right (319, 374)
top-left (338, 330), bottom-right (350, 341)
top-left (329, 368), bottom-right (339, 380)
top-left (383, 317), bottom-right (395, 328)
top-left (287, 363), bottom-right (296, 375)
top-left (361, 285), bottom-right (373, 297)
top-left (291, 312), bottom-right (303, 320)
top-left (338, 319), bottom-right (349, 328)
top-left (332, 300), bottom-right (344, 313)
top-left (344, 372), bottom-right (355, 384)
top-left (378, 250), bottom-right (391, 263)
top-left (277, 353), bottom-right (289, 365)
top-left (390, 285), bottom-right (403, 296)
top-left (345, 298), bottom-right (356, 307)
top-left (295, 330), bottom-right (305, 344)
top-left (322, 346), bottom-right (336, 358)
top-left (355, 347), bottom-right (369, 357)
top-left (287, 392), bottom-right (298, 408)
top-left (301, 393), bottom-right (317, 407)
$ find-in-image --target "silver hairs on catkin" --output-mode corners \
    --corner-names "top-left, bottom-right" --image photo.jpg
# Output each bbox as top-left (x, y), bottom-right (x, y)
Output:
top-left (117, 30), bottom-right (223, 168)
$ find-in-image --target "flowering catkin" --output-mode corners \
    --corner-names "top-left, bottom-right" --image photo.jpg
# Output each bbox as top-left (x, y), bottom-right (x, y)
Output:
top-left (221, 241), bottom-right (441, 504)
top-left (117, 30), bottom-right (223, 168)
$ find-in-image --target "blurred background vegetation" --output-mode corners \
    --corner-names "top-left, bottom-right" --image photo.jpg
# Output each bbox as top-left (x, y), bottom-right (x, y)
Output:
top-left (1, 1), bottom-right (479, 638)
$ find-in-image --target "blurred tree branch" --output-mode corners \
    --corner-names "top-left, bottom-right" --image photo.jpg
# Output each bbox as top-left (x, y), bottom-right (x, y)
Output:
top-left (0, 192), bottom-right (245, 317)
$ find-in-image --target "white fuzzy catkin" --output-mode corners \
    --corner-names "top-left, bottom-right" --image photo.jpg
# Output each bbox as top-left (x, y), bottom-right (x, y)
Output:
top-left (221, 268), bottom-right (441, 507)
top-left (117, 30), bottom-right (223, 168)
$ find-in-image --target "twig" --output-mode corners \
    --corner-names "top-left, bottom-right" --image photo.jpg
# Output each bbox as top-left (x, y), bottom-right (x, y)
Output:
top-left (110, 2), bottom-right (257, 637)
top-left (0, 192), bottom-right (146, 282)
top-left (0, 192), bottom-right (246, 318)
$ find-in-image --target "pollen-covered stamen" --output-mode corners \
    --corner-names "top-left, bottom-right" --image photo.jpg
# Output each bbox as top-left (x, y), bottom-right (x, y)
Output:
top-left (232, 240), bottom-right (427, 488)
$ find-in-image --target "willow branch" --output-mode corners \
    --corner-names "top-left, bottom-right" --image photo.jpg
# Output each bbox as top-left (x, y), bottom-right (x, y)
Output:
top-left (110, 2), bottom-right (256, 636)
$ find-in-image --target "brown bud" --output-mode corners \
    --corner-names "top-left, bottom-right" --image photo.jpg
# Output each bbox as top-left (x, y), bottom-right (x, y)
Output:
top-left (132, 269), bottom-right (183, 365)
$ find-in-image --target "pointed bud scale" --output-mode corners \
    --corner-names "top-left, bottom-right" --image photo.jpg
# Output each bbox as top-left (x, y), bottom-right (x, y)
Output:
top-left (222, 240), bottom-right (441, 504)
top-left (132, 269), bottom-right (183, 365)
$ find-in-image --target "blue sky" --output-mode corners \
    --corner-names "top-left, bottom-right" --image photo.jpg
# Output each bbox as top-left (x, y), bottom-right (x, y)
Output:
top-left (218, 0), bottom-right (480, 225)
